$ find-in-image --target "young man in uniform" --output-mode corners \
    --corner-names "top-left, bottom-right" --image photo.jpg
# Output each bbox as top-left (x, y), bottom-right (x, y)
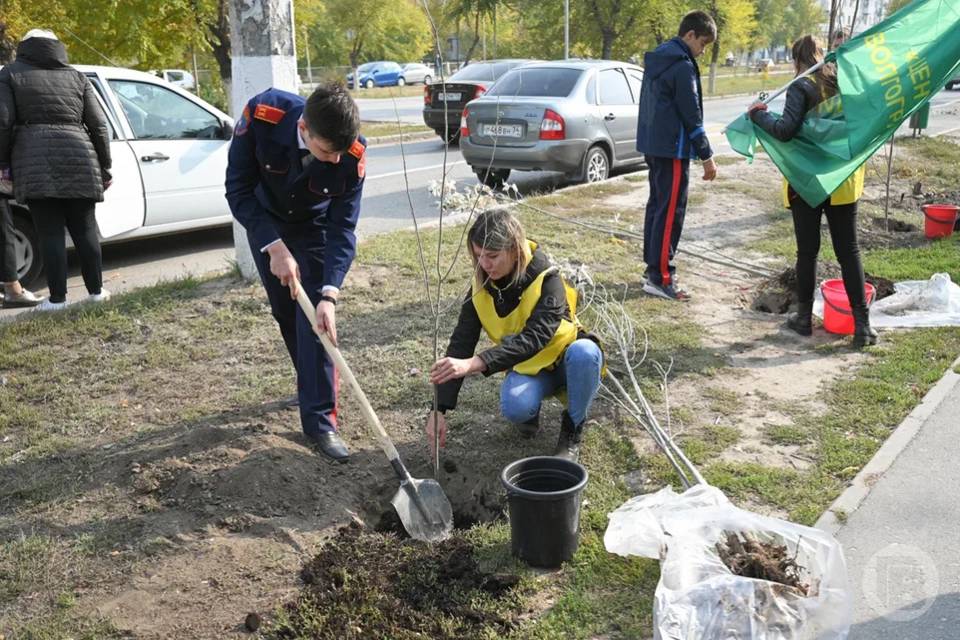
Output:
top-left (636, 10), bottom-right (718, 301)
top-left (225, 83), bottom-right (365, 462)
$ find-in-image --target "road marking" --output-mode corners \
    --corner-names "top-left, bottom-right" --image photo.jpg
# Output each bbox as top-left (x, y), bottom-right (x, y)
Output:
top-left (934, 125), bottom-right (960, 137)
top-left (367, 160), bottom-right (467, 181)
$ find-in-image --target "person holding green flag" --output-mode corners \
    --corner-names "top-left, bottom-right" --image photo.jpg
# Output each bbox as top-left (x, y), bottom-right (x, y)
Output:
top-left (746, 35), bottom-right (878, 348)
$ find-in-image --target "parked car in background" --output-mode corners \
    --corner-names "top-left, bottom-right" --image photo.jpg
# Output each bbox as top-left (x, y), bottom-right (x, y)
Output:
top-left (7, 65), bottom-right (233, 286)
top-left (346, 61), bottom-right (402, 89)
top-left (400, 62), bottom-right (434, 85)
top-left (459, 60), bottom-right (645, 187)
top-left (154, 68), bottom-right (196, 90)
top-left (423, 59), bottom-right (538, 142)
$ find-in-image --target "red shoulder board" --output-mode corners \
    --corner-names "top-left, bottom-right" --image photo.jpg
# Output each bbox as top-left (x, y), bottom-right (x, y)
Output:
top-left (347, 139), bottom-right (365, 160)
top-left (253, 104), bottom-right (286, 124)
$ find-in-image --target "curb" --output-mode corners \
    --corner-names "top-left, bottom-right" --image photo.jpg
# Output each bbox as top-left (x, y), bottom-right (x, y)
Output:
top-left (365, 129), bottom-right (437, 147)
top-left (815, 353), bottom-right (960, 536)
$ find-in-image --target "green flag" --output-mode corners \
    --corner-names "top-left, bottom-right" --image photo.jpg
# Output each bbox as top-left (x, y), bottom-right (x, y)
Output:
top-left (726, 0), bottom-right (960, 207)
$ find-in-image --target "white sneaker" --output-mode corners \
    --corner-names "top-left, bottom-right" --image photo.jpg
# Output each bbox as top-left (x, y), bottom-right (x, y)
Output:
top-left (33, 299), bottom-right (68, 312)
top-left (86, 289), bottom-right (111, 303)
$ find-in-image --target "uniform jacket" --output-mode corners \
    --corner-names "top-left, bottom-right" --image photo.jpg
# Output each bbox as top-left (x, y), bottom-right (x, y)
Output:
top-left (225, 88), bottom-right (366, 290)
top-left (0, 37), bottom-right (112, 202)
top-left (437, 247), bottom-right (579, 412)
top-left (750, 76), bottom-right (865, 207)
top-left (636, 37), bottom-right (713, 161)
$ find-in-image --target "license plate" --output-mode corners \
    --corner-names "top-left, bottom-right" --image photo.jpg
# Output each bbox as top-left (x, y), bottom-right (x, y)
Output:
top-left (481, 123), bottom-right (523, 138)
top-left (436, 92), bottom-right (461, 101)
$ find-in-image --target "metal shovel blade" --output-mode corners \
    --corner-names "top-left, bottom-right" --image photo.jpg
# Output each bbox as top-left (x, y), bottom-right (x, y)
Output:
top-left (390, 477), bottom-right (454, 543)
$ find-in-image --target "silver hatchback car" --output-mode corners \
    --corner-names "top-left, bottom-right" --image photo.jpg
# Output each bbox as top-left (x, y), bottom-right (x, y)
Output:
top-left (459, 60), bottom-right (644, 186)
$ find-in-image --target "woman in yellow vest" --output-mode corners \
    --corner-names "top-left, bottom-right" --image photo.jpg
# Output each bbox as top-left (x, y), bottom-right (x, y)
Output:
top-left (747, 35), bottom-right (877, 348)
top-left (427, 209), bottom-right (603, 461)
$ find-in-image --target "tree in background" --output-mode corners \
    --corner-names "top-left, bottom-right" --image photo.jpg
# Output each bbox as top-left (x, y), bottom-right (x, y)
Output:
top-left (0, 20), bottom-right (15, 64)
top-left (886, 0), bottom-right (914, 16)
top-left (446, 0), bottom-right (501, 65)
top-left (699, 0), bottom-right (757, 93)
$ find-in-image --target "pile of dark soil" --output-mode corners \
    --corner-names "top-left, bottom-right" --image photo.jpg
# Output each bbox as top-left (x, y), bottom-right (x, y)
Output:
top-left (716, 531), bottom-right (809, 595)
top-left (267, 523), bottom-right (522, 639)
top-left (870, 216), bottom-right (918, 233)
top-left (754, 267), bottom-right (895, 314)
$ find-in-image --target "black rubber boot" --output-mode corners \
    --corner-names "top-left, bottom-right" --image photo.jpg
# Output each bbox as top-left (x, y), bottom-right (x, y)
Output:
top-left (787, 300), bottom-right (813, 336)
top-left (851, 304), bottom-right (878, 348)
top-left (517, 411), bottom-right (541, 439)
top-left (553, 411), bottom-right (583, 462)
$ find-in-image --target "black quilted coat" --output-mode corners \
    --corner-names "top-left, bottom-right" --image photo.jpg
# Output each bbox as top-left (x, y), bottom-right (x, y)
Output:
top-left (0, 37), bottom-right (111, 203)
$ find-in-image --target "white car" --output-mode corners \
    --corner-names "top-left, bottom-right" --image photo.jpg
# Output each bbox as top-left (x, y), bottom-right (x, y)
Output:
top-left (155, 68), bottom-right (196, 90)
top-left (7, 65), bottom-right (234, 285)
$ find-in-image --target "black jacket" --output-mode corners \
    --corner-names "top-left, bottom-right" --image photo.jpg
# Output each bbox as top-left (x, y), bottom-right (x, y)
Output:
top-left (750, 76), bottom-right (821, 142)
top-left (0, 37), bottom-right (111, 202)
top-left (437, 248), bottom-right (571, 411)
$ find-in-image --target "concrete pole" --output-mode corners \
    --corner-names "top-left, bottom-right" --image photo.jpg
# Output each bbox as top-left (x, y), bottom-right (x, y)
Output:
top-left (228, 0), bottom-right (298, 280)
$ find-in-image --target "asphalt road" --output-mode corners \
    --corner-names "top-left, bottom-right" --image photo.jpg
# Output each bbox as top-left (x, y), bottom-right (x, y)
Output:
top-left (3, 89), bottom-right (958, 320)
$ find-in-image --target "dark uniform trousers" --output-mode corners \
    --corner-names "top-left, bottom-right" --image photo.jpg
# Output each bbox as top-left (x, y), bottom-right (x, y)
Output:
top-left (249, 220), bottom-right (339, 437)
top-left (643, 155), bottom-right (690, 287)
top-left (225, 89), bottom-right (366, 439)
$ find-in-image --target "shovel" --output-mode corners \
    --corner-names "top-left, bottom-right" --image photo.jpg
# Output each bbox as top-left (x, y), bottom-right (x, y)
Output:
top-left (295, 286), bottom-right (453, 543)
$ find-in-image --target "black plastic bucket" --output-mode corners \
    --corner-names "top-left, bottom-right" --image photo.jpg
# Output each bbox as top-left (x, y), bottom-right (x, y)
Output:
top-left (500, 456), bottom-right (589, 568)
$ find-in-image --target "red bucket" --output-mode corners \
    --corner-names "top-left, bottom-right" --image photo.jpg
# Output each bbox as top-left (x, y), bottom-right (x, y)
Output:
top-left (922, 204), bottom-right (958, 239)
top-left (821, 279), bottom-right (876, 335)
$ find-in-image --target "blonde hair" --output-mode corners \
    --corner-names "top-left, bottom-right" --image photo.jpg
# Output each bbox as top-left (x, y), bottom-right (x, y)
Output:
top-left (467, 208), bottom-right (531, 289)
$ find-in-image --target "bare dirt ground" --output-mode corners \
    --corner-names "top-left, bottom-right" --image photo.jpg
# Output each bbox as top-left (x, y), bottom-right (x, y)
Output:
top-left (1, 151), bottom-right (938, 637)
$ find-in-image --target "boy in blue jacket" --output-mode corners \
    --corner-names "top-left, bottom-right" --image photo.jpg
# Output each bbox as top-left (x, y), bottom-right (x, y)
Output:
top-left (636, 11), bottom-right (718, 301)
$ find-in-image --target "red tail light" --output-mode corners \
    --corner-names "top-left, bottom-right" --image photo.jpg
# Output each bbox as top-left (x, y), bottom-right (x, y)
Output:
top-left (460, 107), bottom-right (470, 138)
top-left (424, 85), bottom-right (431, 105)
top-left (539, 109), bottom-right (565, 140)
top-left (473, 85), bottom-right (486, 99)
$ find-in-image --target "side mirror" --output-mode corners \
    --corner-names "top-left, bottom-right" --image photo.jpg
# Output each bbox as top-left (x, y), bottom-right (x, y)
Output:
top-left (220, 120), bottom-right (234, 139)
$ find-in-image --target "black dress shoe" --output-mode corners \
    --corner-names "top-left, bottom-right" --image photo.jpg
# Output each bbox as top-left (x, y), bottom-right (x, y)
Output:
top-left (308, 431), bottom-right (350, 462)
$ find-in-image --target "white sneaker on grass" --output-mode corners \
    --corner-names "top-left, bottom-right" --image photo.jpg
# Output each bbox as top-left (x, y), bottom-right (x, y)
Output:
top-left (33, 299), bottom-right (68, 312)
top-left (86, 289), bottom-right (111, 303)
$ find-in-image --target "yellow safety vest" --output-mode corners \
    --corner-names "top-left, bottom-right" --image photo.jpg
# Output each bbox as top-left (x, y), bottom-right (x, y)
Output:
top-left (472, 265), bottom-right (579, 376)
top-left (782, 164), bottom-right (865, 208)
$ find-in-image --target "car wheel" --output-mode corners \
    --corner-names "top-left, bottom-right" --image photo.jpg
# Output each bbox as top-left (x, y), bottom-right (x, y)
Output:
top-left (11, 208), bottom-right (43, 288)
top-left (424, 75), bottom-right (432, 85)
top-left (475, 167), bottom-right (511, 189)
top-left (397, 77), bottom-right (406, 87)
top-left (948, 81), bottom-right (956, 90)
top-left (582, 145), bottom-right (610, 183)
top-left (365, 79), bottom-right (375, 89)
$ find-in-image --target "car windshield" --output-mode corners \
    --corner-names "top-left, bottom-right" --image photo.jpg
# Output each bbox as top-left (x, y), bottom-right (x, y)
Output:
top-left (358, 63), bottom-right (376, 71)
top-left (486, 68), bottom-right (582, 97)
top-left (450, 62), bottom-right (517, 82)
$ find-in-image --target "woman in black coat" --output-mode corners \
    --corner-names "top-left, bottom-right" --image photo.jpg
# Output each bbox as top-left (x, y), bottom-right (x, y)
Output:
top-left (0, 29), bottom-right (112, 311)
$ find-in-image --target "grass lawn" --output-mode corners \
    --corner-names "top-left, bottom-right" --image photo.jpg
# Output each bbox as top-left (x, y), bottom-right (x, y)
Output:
top-left (361, 121), bottom-right (433, 139)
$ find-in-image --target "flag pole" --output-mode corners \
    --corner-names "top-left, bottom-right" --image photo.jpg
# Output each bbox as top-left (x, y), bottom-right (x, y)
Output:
top-left (720, 60), bottom-right (827, 134)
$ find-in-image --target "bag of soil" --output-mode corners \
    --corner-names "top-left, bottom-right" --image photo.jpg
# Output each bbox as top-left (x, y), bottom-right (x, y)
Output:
top-left (604, 485), bottom-right (851, 639)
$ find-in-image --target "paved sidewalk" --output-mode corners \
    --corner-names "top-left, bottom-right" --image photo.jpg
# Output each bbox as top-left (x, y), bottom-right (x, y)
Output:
top-left (817, 357), bottom-right (960, 638)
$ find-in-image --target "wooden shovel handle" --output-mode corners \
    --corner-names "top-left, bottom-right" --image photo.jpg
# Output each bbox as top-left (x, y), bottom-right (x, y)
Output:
top-left (295, 286), bottom-right (401, 463)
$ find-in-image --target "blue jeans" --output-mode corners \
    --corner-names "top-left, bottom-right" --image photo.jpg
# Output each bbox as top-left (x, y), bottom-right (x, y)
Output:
top-left (500, 339), bottom-right (603, 427)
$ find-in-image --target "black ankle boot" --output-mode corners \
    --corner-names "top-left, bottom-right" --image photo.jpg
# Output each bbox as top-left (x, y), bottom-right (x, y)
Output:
top-left (787, 301), bottom-right (813, 336)
top-left (851, 304), bottom-right (878, 348)
top-left (554, 411), bottom-right (583, 461)
top-left (517, 411), bottom-right (541, 439)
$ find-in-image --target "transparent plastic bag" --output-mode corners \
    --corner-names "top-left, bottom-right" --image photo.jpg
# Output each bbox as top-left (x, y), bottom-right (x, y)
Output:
top-left (605, 485), bottom-right (851, 639)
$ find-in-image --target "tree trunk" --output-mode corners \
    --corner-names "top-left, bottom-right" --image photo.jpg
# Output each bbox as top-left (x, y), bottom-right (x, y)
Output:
top-left (828, 0), bottom-right (842, 43)
top-left (461, 11), bottom-right (481, 66)
top-left (601, 28), bottom-right (615, 60)
top-left (708, 39), bottom-right (720, 95)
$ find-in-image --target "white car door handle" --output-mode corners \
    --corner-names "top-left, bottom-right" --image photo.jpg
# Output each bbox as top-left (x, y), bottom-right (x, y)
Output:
top-left (140, 152), bottom-right (170, 162)
top-left (604, 113), bottom-right (616, 121)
